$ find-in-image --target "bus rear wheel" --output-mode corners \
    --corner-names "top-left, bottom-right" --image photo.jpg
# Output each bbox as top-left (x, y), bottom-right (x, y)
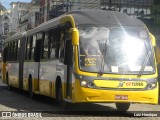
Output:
top-left (115, 103), bottom-right (130, 111)
top-left (28, 76), bottom-right (33, 99)
top-left (6, 73), bottom-right (11, 90)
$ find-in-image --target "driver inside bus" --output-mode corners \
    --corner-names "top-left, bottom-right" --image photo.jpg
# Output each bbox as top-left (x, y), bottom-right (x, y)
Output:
top-left (80, 27), bottom-right (110, 56)
top-left (80, 27), bottom-right (102, 56)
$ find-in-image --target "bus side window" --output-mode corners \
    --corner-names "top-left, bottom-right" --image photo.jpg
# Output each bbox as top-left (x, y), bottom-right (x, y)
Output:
top-left (26, 37), bottom-right (32, 60)
top-left (17, 39), bottom-right (20, 60)
top-left (11, 42), bottom-right (14, 61)
top-left (55, 29), bottom-right (60, 59)
top-left (43, 32), bottom-right (49, 59)
top-left (50, 30), bottom-right (56, 59)
top-left (59, 32), bottom-right (65, 61)
top-left (15, 40), bottom-right (18, 61)
top-left (25, 38), bottom-right (29, 60)
top-left (3, 45), bottom-right (7, 62)
top-left (48, 28), bottom-right (60, 59)
top-left (34, 32), bottom-right (43, 62)
top-left (59, 23), bottom-right (72, 62)
top-left (7, 43), bottom-right (9, 61)
top-left (13, 41), bottom-right (16, 61)
top-left (64, 31), bottom-right (73, 66)
top-left (31, 35), bottom-right (36, 60)
top-left (12, 41), bottom-right (15, 61)
top-left (12, 41), bottom-right (16, 61)
top-left (9, 42), bottom-right (12, 61)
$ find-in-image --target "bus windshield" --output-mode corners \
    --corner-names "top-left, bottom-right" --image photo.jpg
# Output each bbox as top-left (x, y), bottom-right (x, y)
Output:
top-left (78, 26), bottom-right (155, 74)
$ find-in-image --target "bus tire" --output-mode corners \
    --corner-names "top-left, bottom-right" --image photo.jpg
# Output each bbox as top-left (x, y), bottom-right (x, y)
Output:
top-left (115, 103), bottom-right (130, 111)
top-left (56, 83), bottom-right (70, 109)
top-left (28, 75), bottom-right (33, 99)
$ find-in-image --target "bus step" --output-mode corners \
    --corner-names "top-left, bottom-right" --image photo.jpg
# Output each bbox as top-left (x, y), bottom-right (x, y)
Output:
top-left (67, 96), bottom-right (71, 99)
top-left (64, 98), bottom-right (72, 103)
top-left (34, 91), bottom-right (40, 94)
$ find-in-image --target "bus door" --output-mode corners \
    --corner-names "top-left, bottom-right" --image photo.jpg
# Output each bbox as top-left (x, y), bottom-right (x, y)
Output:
top-left (34, 34), bottom-right (43, 91)
top-left (64, 37), bottom-right (73, 98)
top-left (19, 37), bottom-right (26, 89)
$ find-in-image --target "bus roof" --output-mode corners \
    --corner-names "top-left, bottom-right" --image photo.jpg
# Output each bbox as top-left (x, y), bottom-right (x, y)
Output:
top-left (68, 9), bottom-right (145, 27)
top-left (4, 33), bottom-right (21, 43)
top-left (4, 10), bottom-right (146, 43)
top-left (26, 10), bottom-right (147, 36)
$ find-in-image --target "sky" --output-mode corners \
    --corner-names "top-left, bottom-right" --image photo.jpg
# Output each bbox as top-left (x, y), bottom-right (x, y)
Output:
top-left (0, 0), bottom-right (32, 9)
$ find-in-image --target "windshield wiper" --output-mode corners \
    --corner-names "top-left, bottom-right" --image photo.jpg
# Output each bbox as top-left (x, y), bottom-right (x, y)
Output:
top-left (98, 40), bottom-right (108, 77)
top-left (97, 29), bottom-right (110, 77)
top-left (137, 51), bottom-right (151, 78)
top-left (98, 48), bottom-right (106, 77)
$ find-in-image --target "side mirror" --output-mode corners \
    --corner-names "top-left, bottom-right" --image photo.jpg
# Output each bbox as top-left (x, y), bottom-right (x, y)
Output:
top-left (155, 46), bottom-right (160, 64)
top-left (149, 33), bottom-right (156, 46)
top-left (70, 28), bottom-right (79, 46)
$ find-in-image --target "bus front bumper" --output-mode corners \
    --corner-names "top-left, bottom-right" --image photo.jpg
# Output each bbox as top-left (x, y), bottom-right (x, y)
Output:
top-left (74, 80), bottom-right (159, 104)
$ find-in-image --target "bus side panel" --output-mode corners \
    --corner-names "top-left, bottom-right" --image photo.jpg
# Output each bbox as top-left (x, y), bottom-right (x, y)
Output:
top-left (2, 62), bottom-right (6, 83)
top-left (74, 79), bottom-right (158, 104)
top-left (7, 62), bottom-right (19, 88)
top-left (39, 60), bottom-right (57, 97)
top-left (23, 62), bottom-right (39, 92)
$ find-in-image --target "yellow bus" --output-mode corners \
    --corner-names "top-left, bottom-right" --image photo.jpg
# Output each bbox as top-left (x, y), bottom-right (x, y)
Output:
top-left (2, 10), bottom-right (160, 111)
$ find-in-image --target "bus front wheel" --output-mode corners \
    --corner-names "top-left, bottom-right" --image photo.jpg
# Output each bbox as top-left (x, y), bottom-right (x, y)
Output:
top-left (56, 84), bottom-right (70, 109)
top-left (115, 103), bottom-right (130, 111)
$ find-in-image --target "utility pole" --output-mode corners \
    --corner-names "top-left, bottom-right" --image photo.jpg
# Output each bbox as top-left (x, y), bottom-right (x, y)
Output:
top-left (109, 0), bottom-right (112, 10)
top-left (66, 0), bottom-right (71, 12)
top-left (66, 0), bottom-right (68, 12)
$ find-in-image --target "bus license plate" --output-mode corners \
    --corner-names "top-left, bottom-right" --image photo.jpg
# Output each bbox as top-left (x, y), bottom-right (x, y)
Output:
top-left (115, 95), bottom-right (128, 100)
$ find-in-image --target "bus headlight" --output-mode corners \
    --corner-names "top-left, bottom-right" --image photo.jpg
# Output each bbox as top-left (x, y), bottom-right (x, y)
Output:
top-left (80, 80), bottom-right (95, 88)
top-left (146, 83), bottom-right (157, 90)
top-left (146, 78), bottom-right (157, 90)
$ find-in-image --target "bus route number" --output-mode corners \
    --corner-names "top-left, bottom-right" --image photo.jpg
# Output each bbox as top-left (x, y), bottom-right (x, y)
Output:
top-left (85, 58), bottom-right (96, 66)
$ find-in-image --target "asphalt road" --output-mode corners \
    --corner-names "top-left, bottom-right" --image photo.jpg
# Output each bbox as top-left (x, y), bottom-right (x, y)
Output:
top-left (0, 79), bottom-right (159, 120)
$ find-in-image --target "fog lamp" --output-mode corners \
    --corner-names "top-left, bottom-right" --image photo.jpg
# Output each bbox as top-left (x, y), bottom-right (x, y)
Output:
top-left (81, 81), bottom-right (87, 87)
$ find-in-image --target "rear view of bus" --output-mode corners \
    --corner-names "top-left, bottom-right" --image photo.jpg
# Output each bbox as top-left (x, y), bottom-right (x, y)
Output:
top-left (70, 10), bottom-right (159, 111)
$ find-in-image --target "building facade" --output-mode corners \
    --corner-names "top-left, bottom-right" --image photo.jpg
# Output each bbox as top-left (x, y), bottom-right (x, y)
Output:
top-left (2, 10), bottom-right (10, 39)
top-left (19, 12), bottom-right (29, 32)
top-left (0, 4), bottom-right (7, 51)
top-left (39, 0), bottom-right (101, 23)
top-left (100, 0), bottom-right (160, 25)
top-left (29, 0), bottom-right (40, 29)
top-left (10, 2), bottom-right (29, 35)
top-left (5, 0), bottom-right (160, 37)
